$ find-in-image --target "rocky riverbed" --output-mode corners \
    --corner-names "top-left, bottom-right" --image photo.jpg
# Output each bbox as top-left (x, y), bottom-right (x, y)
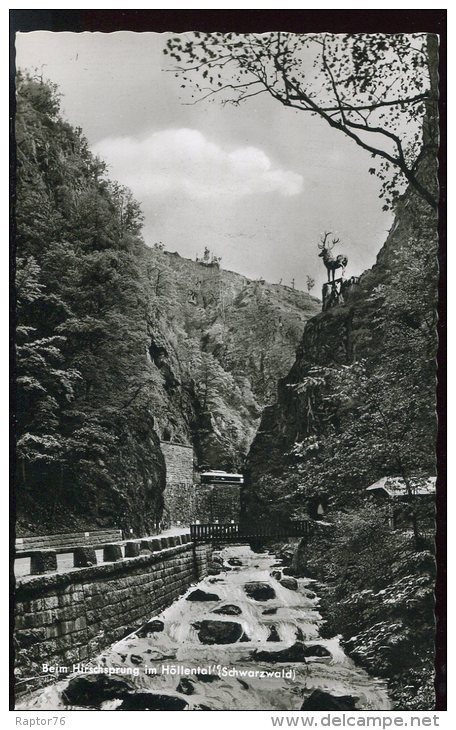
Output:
top-left (17, 545), bottom-right (391, 711)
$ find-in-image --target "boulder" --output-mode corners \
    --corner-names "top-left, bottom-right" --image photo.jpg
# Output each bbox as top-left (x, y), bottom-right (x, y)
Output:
top-left (280, 577), bottom-right (298, 591)
top-left (213, 604), bottom-right (242, 616)
top-left (193, 673), bottom-right (219, 683)
top-left (253, 641), bottom-right (331, 663)
top-left (267, 625), bottom-right (281, 642)
top-left (63, 674), bottom-right (134, 707)
top-left (305, 644), bottom-right (332, 657)
top-left (208, 564), bottom-right (222, 576)
top-left (262, 607), bottom-right (278, 616)
top-left (243, 582), bottom-right (276, 601)
top-left (117, 693), bottom-right (188, 711)
top-left (212, 555), bottom-right (224, 565)
top-left (301, 690), bottom-right (359, 711)
top-left (194, 620), bottom-right (243, 645)
top-left (176, 677), bottom-right (195, 695)
top-left (227, 558), bottom-right (243, 566)
top-left (271, 570), bottom-right (282, 580)
top-left (136, 619), bottom-right (165, 637)
top-left (186, 589), bottom-right (220, 602)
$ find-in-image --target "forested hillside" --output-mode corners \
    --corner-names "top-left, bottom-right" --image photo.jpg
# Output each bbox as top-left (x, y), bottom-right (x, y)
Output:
top-left (14, 72), bottom-right (319, 535)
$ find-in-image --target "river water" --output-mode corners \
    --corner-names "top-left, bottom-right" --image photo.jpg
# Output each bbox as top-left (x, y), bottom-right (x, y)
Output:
top-left (17, 545), bottom-right (391, 711)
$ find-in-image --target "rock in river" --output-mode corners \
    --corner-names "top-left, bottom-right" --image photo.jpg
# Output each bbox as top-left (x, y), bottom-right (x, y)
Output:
top-left (301, 690), bottom-right (359, 711)
top-left (267, 625), bottom-right (281, 642)
top-left (262, 607), bottom-right (278, 616)
top-left (243, 582), bottom-right (276, 601)
top-left (186, 589), bottom-right (220, 602)
top-left (253, 641), bottom-right (331, 663)
top-left (135, 619), bottom-right (164, 637)
top-left (280, 577), bottom-right (298, 591)
top-left (194, 620), bottom-right (243, 645)
top-left (213, 604), bottom-right (242, 616)
top-left (63, 674), bottom-right (134, 706)
top-left (117, 693), bottom-right (188, 710)
top-left (177, 677), bottom-right (195, 695)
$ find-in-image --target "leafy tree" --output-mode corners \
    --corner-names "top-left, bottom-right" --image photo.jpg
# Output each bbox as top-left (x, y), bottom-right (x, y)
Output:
top-left (165, 32), bottom-right (438, 209)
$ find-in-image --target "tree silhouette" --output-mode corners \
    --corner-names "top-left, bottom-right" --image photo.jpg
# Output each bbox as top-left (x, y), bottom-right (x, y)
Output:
top-left (165, 32), bottom-right (438, 210)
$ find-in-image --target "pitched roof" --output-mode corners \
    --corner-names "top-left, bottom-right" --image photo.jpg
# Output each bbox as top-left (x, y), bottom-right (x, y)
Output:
top-left (366, 476), bottom-right (436, 497)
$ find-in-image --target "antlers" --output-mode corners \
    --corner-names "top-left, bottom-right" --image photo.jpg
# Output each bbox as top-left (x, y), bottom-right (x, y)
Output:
top-left (318, 232), bottom-right (340, 250)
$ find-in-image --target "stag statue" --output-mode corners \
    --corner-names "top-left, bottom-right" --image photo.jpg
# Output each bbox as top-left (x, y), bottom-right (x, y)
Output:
top-left (318, 232), bottom-right (348, 282)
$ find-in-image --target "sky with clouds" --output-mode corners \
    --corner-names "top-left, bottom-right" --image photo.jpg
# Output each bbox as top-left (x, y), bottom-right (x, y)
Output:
top-left (15, 31), bottom-right (394, 291)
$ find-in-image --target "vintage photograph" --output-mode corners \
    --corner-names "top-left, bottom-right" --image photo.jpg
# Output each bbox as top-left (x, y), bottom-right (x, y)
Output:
top-left (11, 12), bottom-right (444, 712)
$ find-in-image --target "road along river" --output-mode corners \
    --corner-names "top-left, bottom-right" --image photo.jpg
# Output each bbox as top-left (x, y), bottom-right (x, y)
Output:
top-left (17, 545), bottom-right (391, 711)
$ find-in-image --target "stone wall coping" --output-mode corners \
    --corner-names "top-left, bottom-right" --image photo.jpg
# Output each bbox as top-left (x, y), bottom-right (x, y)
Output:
top-left (15, 542), bottom-right (196, 600)
top-left (159, 440), bottom-right (194, 450)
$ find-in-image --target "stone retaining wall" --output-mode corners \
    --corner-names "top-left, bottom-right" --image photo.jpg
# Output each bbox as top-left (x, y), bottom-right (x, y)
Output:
top-left (160, 441), bottom-right (194, 526)
top-left (14, 538), bottom-right (212, 692)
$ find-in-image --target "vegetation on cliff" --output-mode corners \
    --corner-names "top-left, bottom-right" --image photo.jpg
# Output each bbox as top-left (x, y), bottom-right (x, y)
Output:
top-left (14, 71), bottom-right (319, 533)
top-left (15, 71), bottom-right (166, 535)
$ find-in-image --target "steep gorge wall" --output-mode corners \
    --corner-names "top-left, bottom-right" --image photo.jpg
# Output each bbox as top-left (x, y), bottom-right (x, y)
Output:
top-left (245, 176), bottom-right (438, 514)
top-left (143, 248), bottom-right (320, 472)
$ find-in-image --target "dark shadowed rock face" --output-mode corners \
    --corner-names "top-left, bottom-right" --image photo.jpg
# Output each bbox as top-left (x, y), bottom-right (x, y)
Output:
top-left (62, 675), bottom-right (134, 707)
top-left (244, 582), bottom-right (276, 601)
top-left (117, 693), bottom-right (188, 710)
top-left (213, 604), bottom-right (242, 616)
top-left (253, 641), bottom-right (331, 663)
top-left (186, 589), bottom-right (220, 602)
top-left (193, 620), bottom-right (243, 645)
top-left (301, 689), bottom-right (359, 711)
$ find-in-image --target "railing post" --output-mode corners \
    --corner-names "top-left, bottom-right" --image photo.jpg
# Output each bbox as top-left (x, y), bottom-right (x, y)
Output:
top-left (30, 550), bottom-right (57, 575)
top-left (73, 546), bottom-right (97, 567)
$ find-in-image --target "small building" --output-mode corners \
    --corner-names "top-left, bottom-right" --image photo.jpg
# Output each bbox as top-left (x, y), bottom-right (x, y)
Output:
top-left (366, 476), bottom-right (436, 529)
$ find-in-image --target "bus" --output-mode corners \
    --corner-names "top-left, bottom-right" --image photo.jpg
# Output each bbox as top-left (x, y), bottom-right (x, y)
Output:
top-left (200, 470), bottom-right (244, 485)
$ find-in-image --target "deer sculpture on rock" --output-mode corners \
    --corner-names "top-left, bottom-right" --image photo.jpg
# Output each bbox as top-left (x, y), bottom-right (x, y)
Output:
top-left (318, 232), bottom-right (348, 282)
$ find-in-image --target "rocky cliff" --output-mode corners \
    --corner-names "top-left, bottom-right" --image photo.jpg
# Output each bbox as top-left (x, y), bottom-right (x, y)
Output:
top-left (245, 170), bottom-right (438, 518)
top-left (142, 246), bottom-right (319, 470)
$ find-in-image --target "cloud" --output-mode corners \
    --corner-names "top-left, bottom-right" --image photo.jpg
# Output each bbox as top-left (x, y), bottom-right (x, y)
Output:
top-left (93, 128), bottom-right (303, 200)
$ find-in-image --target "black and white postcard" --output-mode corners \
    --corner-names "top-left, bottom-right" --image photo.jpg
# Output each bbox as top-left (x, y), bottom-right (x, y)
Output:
top-left (10, 10), bottom-right (446, 716)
